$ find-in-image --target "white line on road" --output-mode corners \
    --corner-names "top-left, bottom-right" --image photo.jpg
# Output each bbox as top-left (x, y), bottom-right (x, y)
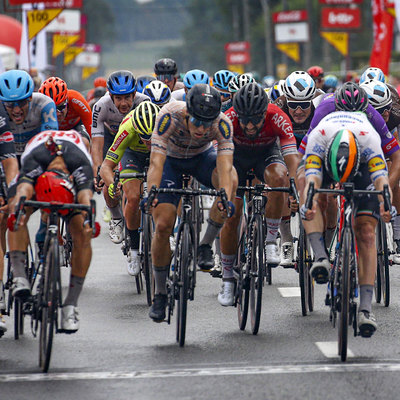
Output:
top-left (2, 362), bottom-right (400, 382)
top-left (278, 287), bottom-right (301, 297)
top-left (315, 341), bottom-right (354, 358)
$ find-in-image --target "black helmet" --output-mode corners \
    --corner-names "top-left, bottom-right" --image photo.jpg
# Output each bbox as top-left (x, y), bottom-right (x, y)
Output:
top-left (335, 82), bottom-right (368, 112)
top-left (94, 86), bottom-right (107, 99)
top-left (233, 83), bottom-right (269, 116)
top-left (186, 84), bottom-right (222, 121)
top-left (154, 58), bottom-right (177, 76)
top-left (107, 70), bottom-right (136, 95)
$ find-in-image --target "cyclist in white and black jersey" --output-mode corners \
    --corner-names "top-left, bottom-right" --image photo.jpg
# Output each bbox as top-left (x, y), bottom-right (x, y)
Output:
top-left (91, 70), bottom-right (149, 244)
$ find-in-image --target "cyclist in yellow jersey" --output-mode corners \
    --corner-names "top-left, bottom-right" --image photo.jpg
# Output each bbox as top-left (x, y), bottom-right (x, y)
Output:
top-left (100, 101), bottom-right (160, 276)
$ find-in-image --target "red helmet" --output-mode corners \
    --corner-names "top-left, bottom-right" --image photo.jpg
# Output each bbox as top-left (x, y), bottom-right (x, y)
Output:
top-left (35, 171), bottom-right (75, 215)
top-left (93, 77), bottom-right (107, 88)
top-left (307, 66), bottom-right (324, 80)
top-left (39, 77), bottom-right (68, 105)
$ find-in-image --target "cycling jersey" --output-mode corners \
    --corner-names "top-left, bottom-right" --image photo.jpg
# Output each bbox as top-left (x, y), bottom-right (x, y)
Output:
top-left (299, 94), bottom-right (399, 156)
top-left (171, 89), bottom-right (185, 101)
top-left (305, 111), bottom-right (388, 184)
top-left (105, 109), bottom-right (148, 164)
top-left (58, 89), bottom-right (92, 137)
top-left (19, 130), bottom-right (93, 192)
top-left (225, 103), bottom-right (297, 157)
top-left (7, 92), bottom-right (58, 155)
top-left (151, 101), bottom-right (234, 159)
top-left (91, 92), bottom-right (150, 138)
top-left (0, 103), bottom-right (16, 160)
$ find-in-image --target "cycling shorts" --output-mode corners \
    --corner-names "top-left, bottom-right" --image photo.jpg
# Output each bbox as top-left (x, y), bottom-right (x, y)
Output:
top-left (120, 148), bottom-right (149, 184)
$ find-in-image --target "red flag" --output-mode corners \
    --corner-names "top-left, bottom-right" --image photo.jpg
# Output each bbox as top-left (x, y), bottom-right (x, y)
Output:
top-left (369, 0), bottom-right (395, 75)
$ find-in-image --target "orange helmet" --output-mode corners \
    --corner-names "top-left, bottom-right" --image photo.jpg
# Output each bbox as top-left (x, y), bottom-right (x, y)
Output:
top-left (39, 77), bottom-right (68, 105)
top-left (94, 77), bottom-right (107, 88)
top-left (307, 66), bottom-right (324, 80)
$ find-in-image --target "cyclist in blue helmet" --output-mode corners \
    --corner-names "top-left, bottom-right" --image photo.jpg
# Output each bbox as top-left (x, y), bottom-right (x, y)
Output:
top-left (136, 75), bottom-right (156, 93)
top-left (323, 74), bottom-right (338, 93)
top-left (172, 69), bottom-right (209, 101)
top-left (213, 69), bottom-right (235, 112)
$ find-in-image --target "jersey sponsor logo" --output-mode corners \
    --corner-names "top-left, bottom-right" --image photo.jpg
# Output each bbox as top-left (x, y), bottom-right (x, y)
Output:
top-left (110, 130), bottom-right (129, 151)
top-left (0, 131), bottom-right (14, 143)
top-left (157, 113), bottom-right (171, 135)
top-left (219, 119), bottom-right (231, 139)
top-left (71, 98), bottom-right (90, 112)
top-left (225, 109), bottom-right (237, 122)
top-left (106, 151), bottom-right (118, 160)
top-left (165, 179), bottom-right (175, 188)
top-left (368, 156), bottom-right (386, 173)
top-left (271, 113), bottom-right (293, 137)
top-left (92, 104), bottom-right (101, 128)
top-left (0, 115), bottom-right (6, 128)
top-left (312, 143), bottom-right (325, 155)
top-left (319, 129), bottom-right (326, 136)
top-left (359, 131), bottom-right (368, 136)
top-left (43, 108), bottom-right (56, 123)
top-left (361, 148), bottom-right (374, 158)
top-left (305, 155), bottom-right (322, 171)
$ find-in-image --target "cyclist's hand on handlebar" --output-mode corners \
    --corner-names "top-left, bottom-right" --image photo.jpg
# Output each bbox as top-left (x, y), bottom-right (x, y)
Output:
top-left (288, 195), bottom-right (299, 213)
top-left (94, 177), bottom-right (104, 193)
top-left (300, 203), bottom-right (316, 221)
top-left (217, 199), bottom-right (235, 218)
top-left (140, 196), bottom-right (158, 213)
top-left (380, 203), bottom-right (396, 223)
top-left (108, 182), bottom-right (121, 199)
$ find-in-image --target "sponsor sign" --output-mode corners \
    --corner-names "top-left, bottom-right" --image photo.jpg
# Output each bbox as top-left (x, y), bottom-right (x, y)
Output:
top-left (273, 10), bottom-right (308, 23)
top-left (276, 43), bottom-right (300, 62)
top-left (321, 8), bottom-right (361, 29)
top-left (226, 52), bottom-right (250, 65)
top-left (52, 33), bottom-right (79, 58)
top-left (224, 41), bottom-right (250, 52)
top-left (46, 10), bottom-right (81, 33)
top-left (9, 0), bottom-right (82, 6)
top-left (275, 22), bottom-right (309, 43)
top-left (27, 9), bottom-right (63, 40)
top-left (319, 0), bottom-right (362, 4)
top-left (75, 51), bottom-right (100, 67)
top-left (320, 31), bottom-right (349, 55)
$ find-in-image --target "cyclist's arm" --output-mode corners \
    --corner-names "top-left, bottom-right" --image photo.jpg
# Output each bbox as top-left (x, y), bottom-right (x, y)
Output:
top-left (2, 157), bottom-right (18, 186)
top-left (100, 159), bottom-right (118, 188)
top-left (91, 136), bottom-right (104, 176)
top-left (283, 153), bottom-right (300, 179)
top-left (147, 151), bottom-right (166, 190)
top-left (70, 90), bottom-right (92, 136)
top-left (9, 181), bottom-right (34, 213)
top-left (77, 188), bottom-right (93, 207)
top-left (40, 101), bottom-right (58, 131)
top-left (216, 153), bottom-right (234, 201)
top-left (388, 148), bottom-right (400, 189)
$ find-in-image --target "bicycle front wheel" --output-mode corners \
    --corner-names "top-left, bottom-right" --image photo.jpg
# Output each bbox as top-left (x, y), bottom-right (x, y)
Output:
top-left (39, 237), bottom-right (60, 372)
top-left (376, 219), bottom-right (390, 307)
top-left (142, 213), bottom-right (153, 307)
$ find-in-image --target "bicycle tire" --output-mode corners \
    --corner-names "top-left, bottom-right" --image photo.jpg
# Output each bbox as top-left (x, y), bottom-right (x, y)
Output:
top-left (39, 236), bottom-right (60, 372)
top-left (298, 222), bottom-right (309, 316)
top-left (338, 228), bottom-right (351, 362)
top-left (13, 298), bottom-right (24, 339)
top-left (142, 213), bottom-right (153, 307)
top-left (376, 219), bottom-right (390, 307)
top-left (250, 214), bottom-right (264, 335)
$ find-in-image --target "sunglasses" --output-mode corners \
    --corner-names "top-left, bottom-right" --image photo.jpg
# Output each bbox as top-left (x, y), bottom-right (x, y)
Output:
top-left (157, 74), bottom-right (174, 81)
top-left (287, 101), bottom-right (312, 110)
top-left (189, 116), bottom-right (213, 128)
top-left (56, 101), bottom-right (68, 112)
top-left (238, 113), bottom-right (265, 125)
top-left (217, 89), bottom-right (231, 99)
top-left (3, 98), bottom-right (29, 109)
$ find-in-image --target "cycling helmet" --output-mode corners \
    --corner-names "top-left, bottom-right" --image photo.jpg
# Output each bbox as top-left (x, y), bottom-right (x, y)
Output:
top-left (143, 80), bottom-right (171, 106)
top-left (0, 69), bottom-right (34, 101)
top-left (131, 101), bottom-right (160, 141)
top-left (93, 77), bottom-right (107, 88)
top-left (186, 84), bottom-right (221, 121)
top-left (136, 75), bottom-right (156, 93)
top-left (269, 80), bottom-right (285, 101)
top-left (213, 70), bottom-right (235, 91)
top-left (183, 69), bottom-right (209, 89)
top-left (325, 129), bottom-right (360, 183)
top-left (154, 58), bottom-right (177, 76)
top-left (324, 75), bottom-right (338, 90)
top-left (360, 80), bottom-right (392, 110)
top-left (335, 82), bottom-right (368, 112)
top-left (282, 71), bottom-right (316, 100)
top-left (93, 86), bottom-right (106, 99)
top-left (262, 75), bottom-right (275, 88)
top-left (107, 70), bottom-right (136, 95)
top-left (233, 83), bottom-right (269, 117)
top-left (35, 170), bottom-right (75, 215)
top-left (359, 67), bottom-right (385, 84)
top-left (307, 65), bottom-right (324, 80)
top-left (228, 73), bottom-right (255, 93)
top-left (39, 77), bottom-right (68, 105)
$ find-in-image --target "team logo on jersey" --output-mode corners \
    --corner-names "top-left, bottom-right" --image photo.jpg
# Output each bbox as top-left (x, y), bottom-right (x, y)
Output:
top-left (157, 114), bottom-right (171, 135)
top-left (106, 151), bottom-right (118, 160)
top-left (368, 156), bottom-right (386, 173)
top-left (111, 130), bottom-right (128, 151)
top-left (219, 119), bottom-right (231, 139)
top-left (305, 155), bottom-right (322, 171)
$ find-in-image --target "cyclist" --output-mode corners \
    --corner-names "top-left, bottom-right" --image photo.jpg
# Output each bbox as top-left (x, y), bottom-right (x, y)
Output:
top-left (88, 86), bottom-right (107, 110)
top-left (301, 112), bottom-right (393, 337)
top-left (146, 83), bottom-right (237, 322)
top-left (171, 69), bottom-right (209, 101)
top-left (268, 80), bottom-right (285, 102)
top-left (100, 101), bottom-right (160, 276)
top-left (154, 58), bottom-right (184, 92)
top-left (213, 69), bottom-right (236, 112)
top-left (323, 75), bottom-right (338, 93)
top-left (228, 73), bottom-right (255, 97)
top-left (219, 83), bottom-right (298, 305)
top-left (7, 129), bottom-right (94, 333)
top-left (307, 65), bottom-right (325, 90)
top-left (261, 75), bottom-right (275, 89)
top-left (91, 70), bottom-right (149, 244)
top-left (359, 67), bottom-right (386, 84)
top-left (143, 80), bottom-right (172, 107)
top-left (136, 75), bottom-right (156, 93)
top-left (86, 76), bottom-right (107, 104)
top-left (39, 77), bottom-right (92, 149)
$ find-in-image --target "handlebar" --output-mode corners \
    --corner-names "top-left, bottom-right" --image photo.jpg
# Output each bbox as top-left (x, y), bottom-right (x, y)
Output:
top-left (238, 177), bottom-right (299, 200)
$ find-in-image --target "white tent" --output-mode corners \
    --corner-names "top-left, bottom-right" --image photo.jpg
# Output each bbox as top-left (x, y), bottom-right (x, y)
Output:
top-left (0, 44), bottom-right (17, 73)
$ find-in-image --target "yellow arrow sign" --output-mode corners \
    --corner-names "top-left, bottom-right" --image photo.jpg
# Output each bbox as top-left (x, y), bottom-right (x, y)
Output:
top-left (320, 32), bottom-right (348, 57)
top-left (82, 66), bottom-right (99, 81)
top-left (27, 9), bottom-right (63, 41)
top-left (52, 34), bottom-right (80, 58)
top-left (276, 43), bottom-right (300, 63)
top-left (64, 46), bottom-right (84, 66)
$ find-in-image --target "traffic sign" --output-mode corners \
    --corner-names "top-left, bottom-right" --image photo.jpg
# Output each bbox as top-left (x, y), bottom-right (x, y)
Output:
top-left (52, 34), bottom-right (80, 58)
top-left (27, 9), bottom-right (63, 40)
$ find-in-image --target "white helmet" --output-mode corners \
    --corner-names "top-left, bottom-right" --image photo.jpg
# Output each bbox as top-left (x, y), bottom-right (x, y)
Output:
top-left (143, 80), bottom-right (171, 106)
top-left (228, 73), bottom-right (255, 93)
top-left (359, 67), bottom-right (385, 84)
top-left (282, 71), bottom-right (316, 101)
top-left (360, 79), bottom-right (392, 109)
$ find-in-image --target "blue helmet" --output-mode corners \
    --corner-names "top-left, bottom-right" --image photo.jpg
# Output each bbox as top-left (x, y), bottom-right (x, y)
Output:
top-left (269, 80), bottom-right (285, 101)
top-left (183, 69), bottom-right (209, 89)
top-left (0, 69), bottom-right (34, 101)
top-left (213, 69), bottom-right (235, 91)
top-left (324, 74), bottom-right (338, 89)
top-left (136, 75), bottom-right (156, 93)
top-left (107, 70), bottom-right (136, 95)
top-left (360, 67), bottom-right (385, 84)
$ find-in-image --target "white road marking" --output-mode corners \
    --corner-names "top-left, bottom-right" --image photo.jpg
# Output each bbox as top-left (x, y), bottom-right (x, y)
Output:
top-left (278, 287), bottom-right (301, 297)
top-left (4, 362), bottom-right (400, 382)
top-left (315, 341), bottom-right (354, 358)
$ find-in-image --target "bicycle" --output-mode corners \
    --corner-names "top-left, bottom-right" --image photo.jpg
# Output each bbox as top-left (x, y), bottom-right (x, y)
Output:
top-left (146, 176), bottom-right (229, 347)
top-left (235, 177), bottom-right (298, 335)
top-left (305, 181), bottom-right (391, 361)
top-left (12, 196), bottom-right (96, 372)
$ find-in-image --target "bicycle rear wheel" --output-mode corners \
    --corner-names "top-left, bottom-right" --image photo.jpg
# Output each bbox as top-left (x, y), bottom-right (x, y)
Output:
top-left (142, 213), bottom-right (153, 307)
top-left (298, 222), bottom-right (310, 316)
top-left (338, 228), bottom-right (351, 362)
top-left (376, 219), bottom-right (390, 307)
top-left (13, 298), bottom-right (24, 339)
top-left (39, 237), bottom-right (60, 372)
top-left (250, 215), bottom-right (264, 335)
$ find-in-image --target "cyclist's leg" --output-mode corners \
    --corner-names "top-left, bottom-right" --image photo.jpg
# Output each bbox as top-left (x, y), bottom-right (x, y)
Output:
top-left (391, 183), bottom-right (400, 263)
